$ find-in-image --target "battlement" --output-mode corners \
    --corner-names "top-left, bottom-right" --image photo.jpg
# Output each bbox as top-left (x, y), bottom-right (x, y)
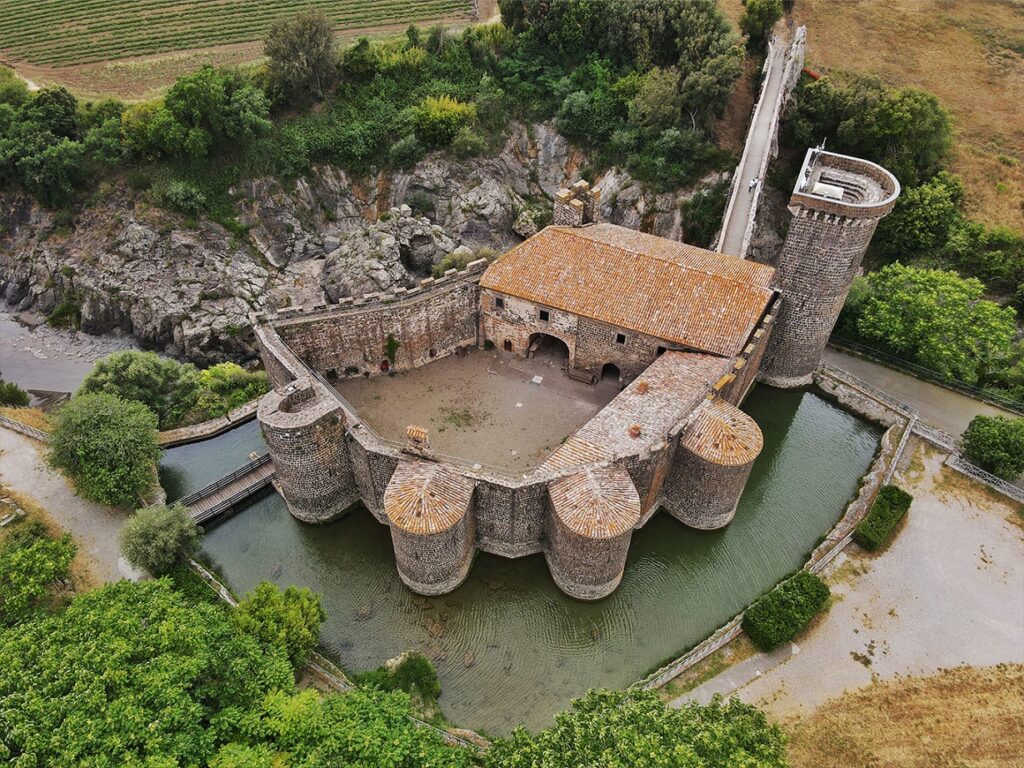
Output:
top-left (791, 148), bottom-right (900, 219)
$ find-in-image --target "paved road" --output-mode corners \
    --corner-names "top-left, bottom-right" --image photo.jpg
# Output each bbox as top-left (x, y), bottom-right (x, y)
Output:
top-left (718, 38), bottom-right (789, 258)
top-left (673, 445), bottom-right (1024, 716)
top-left (823, 348), bottom-right (1014, 437)
top-left (0, 427), bottom-right (127, 582)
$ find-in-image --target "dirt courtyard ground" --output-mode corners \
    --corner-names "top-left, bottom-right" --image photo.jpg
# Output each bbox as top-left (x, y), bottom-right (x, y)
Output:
top-left (335, 347), bottom-right (620, 473)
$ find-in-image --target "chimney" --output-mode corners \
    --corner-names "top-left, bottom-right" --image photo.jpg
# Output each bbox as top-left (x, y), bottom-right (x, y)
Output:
top-left (553, 180), bottom-right (600, 227)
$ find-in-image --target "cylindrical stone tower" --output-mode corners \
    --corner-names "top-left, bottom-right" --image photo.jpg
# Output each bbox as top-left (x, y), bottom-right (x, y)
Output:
top-left (384, 461), bottom-right (476, 596)
top-left (258, 377), bottom-right (359, 523)
top-left (545, 465), bottom-right (641, 601)
top-left (662, 397), bottom-right (763, 530)
top-left (760, 149), bottom-right (900, 387)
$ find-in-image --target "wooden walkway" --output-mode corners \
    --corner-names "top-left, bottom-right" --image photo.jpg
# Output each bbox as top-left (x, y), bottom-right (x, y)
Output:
top-left (177, 453), bottom-right (275, 526)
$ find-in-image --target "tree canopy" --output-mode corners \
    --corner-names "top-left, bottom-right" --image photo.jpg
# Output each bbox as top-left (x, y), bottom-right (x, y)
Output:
top-left (233, 582), bottom-right (326, 667)
top-left (48, 392), bottom-right (161, 507)
top-left (120, 503), bottom-right (202, 575)
top-left (265, 8), bottom-right (338, 103)
top-left (962, 415), bottom-right (1024, 480)
top-left (485, 688), bottom-right (788, 768)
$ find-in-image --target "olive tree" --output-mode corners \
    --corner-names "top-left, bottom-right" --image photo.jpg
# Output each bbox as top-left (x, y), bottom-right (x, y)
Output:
top-left (265, 8), bottom-right (338, 103)
top-left (120, 503), bottom-right (202, 575)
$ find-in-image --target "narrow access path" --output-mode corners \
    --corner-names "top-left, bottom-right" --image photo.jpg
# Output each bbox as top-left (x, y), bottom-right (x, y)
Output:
top-left (671, 442), bottom-right (1024, 717)
top-left (0, 427), bottom-right (126, 582)
top-left (718, 37), bottom-right (789, 257)
top-left (823, 348), bottom-right (1013, 436)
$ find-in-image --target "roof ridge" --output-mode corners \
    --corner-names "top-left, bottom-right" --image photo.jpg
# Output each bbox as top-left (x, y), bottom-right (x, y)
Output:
top-left (551, 224), bottom-right (774, 291)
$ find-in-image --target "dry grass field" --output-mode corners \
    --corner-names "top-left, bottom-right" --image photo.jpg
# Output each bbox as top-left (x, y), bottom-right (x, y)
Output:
top-left (790, 0), bottom-right (1023, 232)
top-left (786, 664), bottom-right (1024, 767)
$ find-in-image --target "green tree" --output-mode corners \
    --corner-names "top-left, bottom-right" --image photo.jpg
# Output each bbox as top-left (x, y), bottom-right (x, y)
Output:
top-left (629, 67), bottom-right (681, 132)
top-left (0, 579), bottom-right (294, 766)
top-left (78, 350), bottom-right (201, 429)
top-left (0, 67), bottom-right (29, 108)
top-left (962, 415), bottom-right (1024, 479)
top-left (120, 503), bottom-right (202, 575)
top-left (411, 95), bottom-right (477, 148)
top-left (486, 689), bottom-right (788, 767)
top-left (0, 528), bottom-right (75, 627)
top-left (16, 137), bottom-right (85, 207)
top-left (264, 8), bottom-right (338, 103)
top-left (877, 171), bottom-right (963, 261)
top-left (0, 379), bottom-right (30, 407)
top-left (739, 0), bottom-right (783, 44)
top-left (233, 582), bottom-right (326, 666)
top-left (48, 392), bottom-right (161, 506)
top-left (852, 263), bottom-right (1017, 385)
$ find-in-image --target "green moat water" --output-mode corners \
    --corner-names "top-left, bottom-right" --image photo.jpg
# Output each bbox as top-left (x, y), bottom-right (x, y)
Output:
top-left (159, 387), bottom-right (881, 734)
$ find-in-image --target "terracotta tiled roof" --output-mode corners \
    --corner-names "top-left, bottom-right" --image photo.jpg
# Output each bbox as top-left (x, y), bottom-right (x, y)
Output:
top-left (548, 465), bottom-right (641, 539)
top-left (384, 461), bottom-right (473, 535)
top-left (480, 224), bottom-right (776, 357)
top-left (682, 397), bottom-right (763, 466)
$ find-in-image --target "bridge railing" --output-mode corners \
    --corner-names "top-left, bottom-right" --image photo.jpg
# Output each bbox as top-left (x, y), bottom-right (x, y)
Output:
top-left (175, 452), bottom-right (272, 507)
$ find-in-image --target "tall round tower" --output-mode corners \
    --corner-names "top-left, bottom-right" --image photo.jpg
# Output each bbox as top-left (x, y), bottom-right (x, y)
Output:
top-left (760, 149), bottom-right (900, 387)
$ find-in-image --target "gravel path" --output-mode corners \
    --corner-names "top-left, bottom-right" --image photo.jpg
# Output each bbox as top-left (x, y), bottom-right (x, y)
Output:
top-left (673, 441), bottom-right (1024, 717)
top-left (0, 427), bottom-right (128, 582)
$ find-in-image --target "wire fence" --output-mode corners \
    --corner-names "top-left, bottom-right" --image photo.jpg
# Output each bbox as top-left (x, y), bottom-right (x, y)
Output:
top-left (829, 336), bottom-right (1024, 416)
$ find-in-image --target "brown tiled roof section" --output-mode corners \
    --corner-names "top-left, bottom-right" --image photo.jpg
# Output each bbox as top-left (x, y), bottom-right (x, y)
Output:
top-left (480, 224), bottom-right (776, 356)
top-left (384, 461), bottom-right (474, 534)
top-left (548, 465), bottom-right (641, 539)
top-left (682, 398), bottom-right (763, 466)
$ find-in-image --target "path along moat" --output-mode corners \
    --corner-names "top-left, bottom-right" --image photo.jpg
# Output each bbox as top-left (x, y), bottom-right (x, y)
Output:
top-left (159, 387), bottom-right (881, 734)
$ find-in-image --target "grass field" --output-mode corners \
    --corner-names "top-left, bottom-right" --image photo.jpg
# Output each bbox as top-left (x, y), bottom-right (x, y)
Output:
top-left (786, 664), bottom-right (1024, 767)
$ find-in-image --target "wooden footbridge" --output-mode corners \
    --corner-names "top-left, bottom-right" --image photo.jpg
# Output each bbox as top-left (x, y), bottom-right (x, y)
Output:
top-left (177, 453), bottom-right (276, 526)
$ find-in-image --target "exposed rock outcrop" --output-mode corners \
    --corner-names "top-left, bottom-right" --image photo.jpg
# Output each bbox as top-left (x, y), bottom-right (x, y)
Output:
top-left (0, 121), bottom-right (729, 365)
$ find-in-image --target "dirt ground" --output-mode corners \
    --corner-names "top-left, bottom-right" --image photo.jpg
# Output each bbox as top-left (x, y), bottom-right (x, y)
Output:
top-left (335, 347), bottom-right (619, 473)
top-left (786, 664), bottom-right (1024, 767)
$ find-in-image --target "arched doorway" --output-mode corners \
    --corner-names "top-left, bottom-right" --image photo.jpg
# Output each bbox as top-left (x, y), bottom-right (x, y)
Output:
top-left (601, 362), bottom-right (621, 382)
top-left (527, 332), bottom-right (571, 369)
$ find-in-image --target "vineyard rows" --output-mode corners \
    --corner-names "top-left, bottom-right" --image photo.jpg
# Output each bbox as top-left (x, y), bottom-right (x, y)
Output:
top-left (0, 0), bottom-right (474, 67)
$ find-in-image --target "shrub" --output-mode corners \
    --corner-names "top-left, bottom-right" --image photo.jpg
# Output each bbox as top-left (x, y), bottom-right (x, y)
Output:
top-left (46, 297), bottom-right (81, 329)
top-left (962, 415), bottom-right (1024, 479)
top-left (79, 350), bottom-right (202, 429)
top-left (48, 392), bottom-right (161, 506)
top-left (233, 582), bottom-right (325, 666)
top-left (411, 95), bottom-right (477, 148)
top-left (120, 503), bottom-right (201, 575)
top-left (854, 484), bottom-right (913, 551)
top-left (388, 133), bottom-right (424, 168)
top-left (450, 125), bottom-right (487, 158)
top-left (154, 179), bottom-right (207, 214)
top-left (356, 651), bottom-right (441, 701)
top-left (739, 0), bottom-right (783, 44)
top-left (742, 570), bottom-right (830, 651)
top-left (0, 526), bottom-right (76, 626)
top-left (0, 379), bottom-right (30, 407)
top-left (189, 363), bottom-right (270, 421)
top-left (680, 180), bottom-right (730, 248)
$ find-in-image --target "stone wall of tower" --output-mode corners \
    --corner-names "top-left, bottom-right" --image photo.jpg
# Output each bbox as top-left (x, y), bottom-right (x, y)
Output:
top-left (258, 379), bottom-right (360, 523)
top-left (544, 510), bottom-right (633, 601)
top-left (390, 514), bottom-right (476, 596)
top-left (661, 446), bottom-right (756, 530)
top-left (760, 210), bottom-right (881, 386)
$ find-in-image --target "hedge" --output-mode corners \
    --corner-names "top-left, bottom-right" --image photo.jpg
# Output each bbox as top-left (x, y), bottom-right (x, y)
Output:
top-left (853, 484), bottom-right (913, 551)
top-left (741, 571), bottom-right (830, 651)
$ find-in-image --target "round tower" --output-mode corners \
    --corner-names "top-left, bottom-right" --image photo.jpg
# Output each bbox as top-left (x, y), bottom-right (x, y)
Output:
top-left (258, 377), bottom-right (359, 523)
top-left (384, 460), bottom-right (476, 596)
top-left (760, 149), bottom-right (900, 387)
top-left (662, 397), bottom-right (763, 530)
top-left (545, 465), bottom-right (641, 601)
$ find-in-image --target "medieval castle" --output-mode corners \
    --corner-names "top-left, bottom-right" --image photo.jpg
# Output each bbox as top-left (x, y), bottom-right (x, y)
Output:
top-left (254, 148), bottom-right (900, 601)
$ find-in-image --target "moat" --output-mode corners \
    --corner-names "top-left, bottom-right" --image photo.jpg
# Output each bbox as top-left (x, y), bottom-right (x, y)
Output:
top-left (160, 386), bottom-right (880, 734)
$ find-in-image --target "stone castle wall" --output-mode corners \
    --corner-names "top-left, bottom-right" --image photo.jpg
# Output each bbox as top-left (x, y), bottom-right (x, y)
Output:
top-left (391, 515), bottom-right (477, 596)
top-left (544, 508), bottom-right (634, 601)
top-left (661, 447), bottom-right (755, 530)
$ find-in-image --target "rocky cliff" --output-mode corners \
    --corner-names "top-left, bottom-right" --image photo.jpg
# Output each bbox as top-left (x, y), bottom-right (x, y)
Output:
top-left (0, 122), bottom-right (726, 364)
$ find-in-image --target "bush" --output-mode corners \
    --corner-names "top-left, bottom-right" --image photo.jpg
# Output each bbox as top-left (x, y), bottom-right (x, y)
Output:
top-left (120, 503), bottom-right (202, 575)
top-left (854, 484), bottom-right (913, 551)
top-left (411, 95), bottom-right (477, 148)
top-left (154, 179), bottom-right (207, 214)
top-left (233, 582), bottom-right (325, 667)
top-left (48, 392), bottom-right (161, 506)
top-left (46, 297), bottom-right (81, 329)
top-left (356, 651), bottom-right (441, 701)
top-left (0, 379), bottom-right (30, 407)
top-left (0, 526), bottom-right (76, 626)
top-left (962, 415), bottom-right (1024, 479)
top-left (189, 363), bottom-right (270, 422)
top-left (450, 125), bottom-right (487, 158)
top-left (680, 180), bottom-right (730, 248)
top-left (739, 0), bottom-right (783, 44)
top-left (742, 570), bottom-right (830, 651)
top-left (388, 133), bottom-right (424, 168)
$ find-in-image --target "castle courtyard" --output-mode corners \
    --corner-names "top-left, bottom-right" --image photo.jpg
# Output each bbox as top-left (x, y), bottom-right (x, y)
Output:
top-left (334, 345), bottom-right (621, 473)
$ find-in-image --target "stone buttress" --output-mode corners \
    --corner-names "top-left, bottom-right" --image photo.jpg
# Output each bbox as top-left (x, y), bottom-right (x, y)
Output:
top-left (257, 377), bottom-right (359, 523)
top-left (760, 149), bottom-right (900, 387)
top-left (661, 397), bottom-right (763, 530)
top-left (383, 460), bottom-right (476, 595)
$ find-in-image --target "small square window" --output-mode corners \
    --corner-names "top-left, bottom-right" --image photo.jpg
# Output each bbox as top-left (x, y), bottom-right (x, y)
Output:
top-left (494, 296), bottom-right (505, 309)
top-left (539, 309), bottom-right (550, 322)
top-left (615, 333), bottom-right (626, 344)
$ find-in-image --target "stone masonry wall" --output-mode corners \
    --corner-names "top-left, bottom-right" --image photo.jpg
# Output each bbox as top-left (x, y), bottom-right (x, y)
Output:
top-left (544, 507), bottom-right (633, 601)
top-left (761, 210), bottom-right (881, 386)
top-left (472, 477), bottom-right (549, 558)
top-left (479, 289), bottom-right (579, 363)
top-left (391, 514), bottom-right (476, 595)
top-left (661, 448), bottom-right (754, 530)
